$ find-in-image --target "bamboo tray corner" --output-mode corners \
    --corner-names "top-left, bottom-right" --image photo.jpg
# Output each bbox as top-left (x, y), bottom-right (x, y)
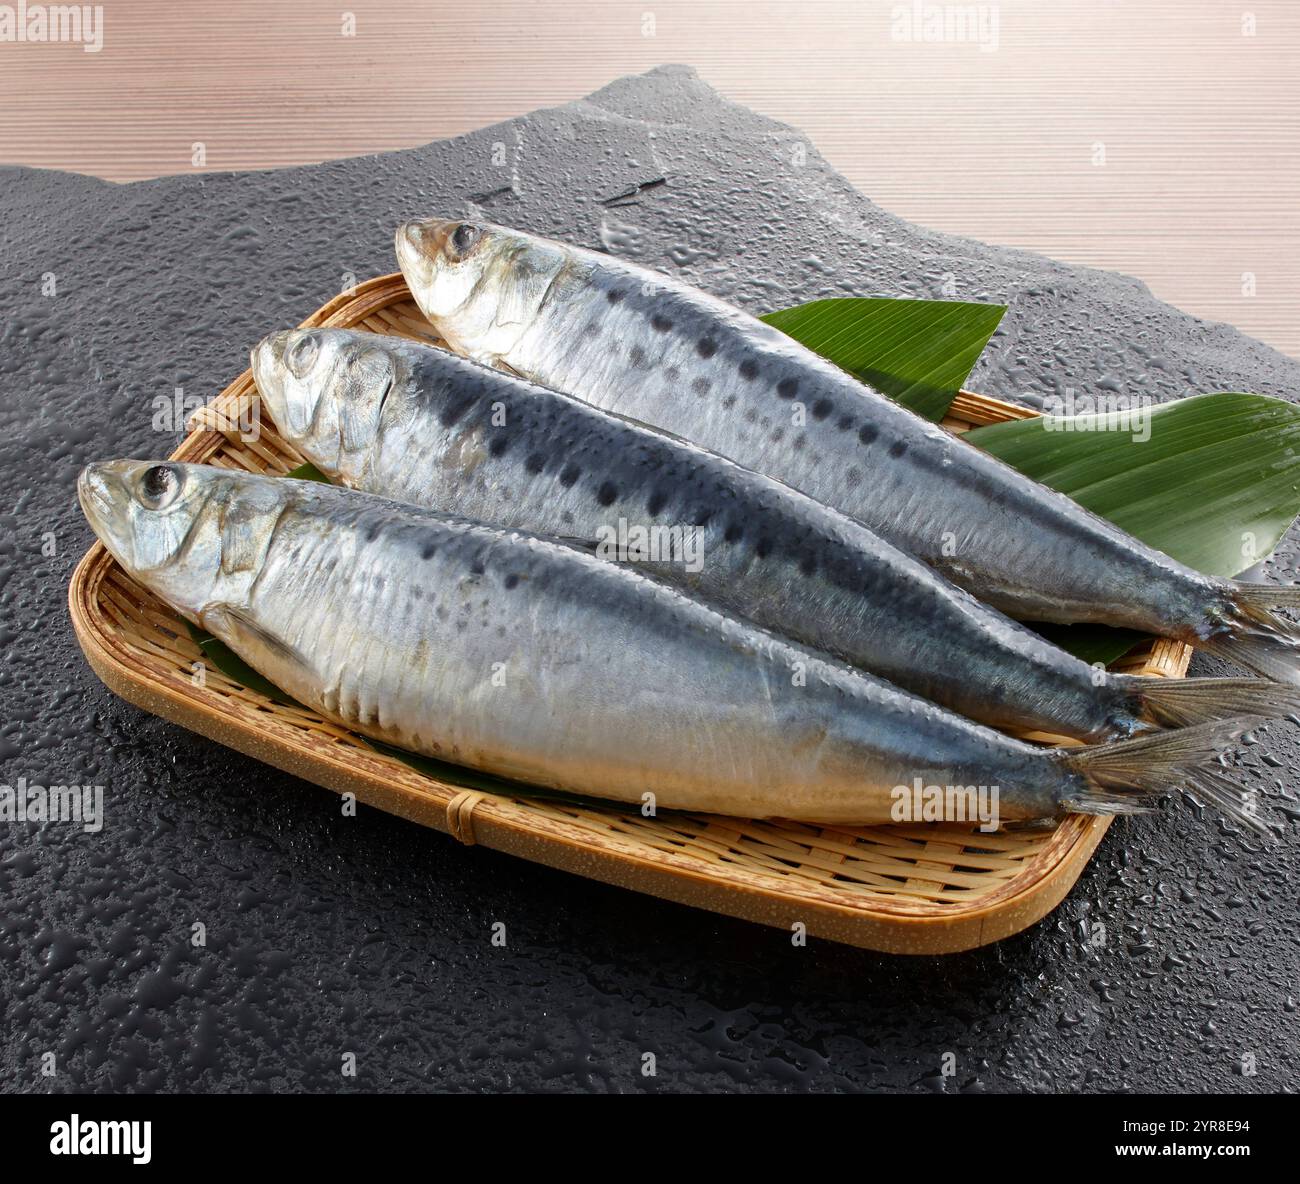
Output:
top-left (68, 274), bottom-right (1193, 955)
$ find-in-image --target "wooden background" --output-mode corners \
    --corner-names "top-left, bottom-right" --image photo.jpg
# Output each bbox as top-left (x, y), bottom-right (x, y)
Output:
top-left (3, 0), bottom-right (1296, 359)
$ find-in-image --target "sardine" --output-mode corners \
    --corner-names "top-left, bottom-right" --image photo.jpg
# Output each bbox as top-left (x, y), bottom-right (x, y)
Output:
top-left (395, 218), bottom-right (1300, 685)
top-left (78, 462), bottom-right (1263, 828)
top-left (251, 326), bottom-right (1295, 744)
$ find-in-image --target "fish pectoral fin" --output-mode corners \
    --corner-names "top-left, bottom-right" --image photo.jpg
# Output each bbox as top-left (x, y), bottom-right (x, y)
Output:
top-left (201, 604), bottom-right (319, 686)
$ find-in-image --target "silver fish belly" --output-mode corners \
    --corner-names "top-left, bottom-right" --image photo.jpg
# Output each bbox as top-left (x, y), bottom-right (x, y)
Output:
top-left (77, 462), bottom-right (1265, 834)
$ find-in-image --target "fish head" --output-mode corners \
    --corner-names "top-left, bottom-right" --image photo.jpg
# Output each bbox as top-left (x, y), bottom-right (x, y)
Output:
top-left (396, 218), bottom-right (568, 363)
top-left (78, 460), bottom-right (285, 618)
top-left (251, 328), bottom-right (397, 481)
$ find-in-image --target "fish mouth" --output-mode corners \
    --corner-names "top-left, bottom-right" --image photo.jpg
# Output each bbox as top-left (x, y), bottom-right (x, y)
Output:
top-left (77, 460), bottom-right (143, 566)
top-left (395, 220), bottom-right (460, 299)
top-left (251, 329), bottom-right (293, 380)
top-left (77, 462), bottom-right (118, 533)
top-left (396, 218), bottom-right (453, 263)
top-left (250, 330), bottom-right (297, 434)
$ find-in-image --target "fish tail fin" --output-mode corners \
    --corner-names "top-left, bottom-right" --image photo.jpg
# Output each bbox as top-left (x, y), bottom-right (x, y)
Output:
top-left (1207, 582), bottom-right (1300, 686)
top-left (1060, 718), bottom-right (1272, 836)
top-left (1117, 673), bottom-right (1300, 729)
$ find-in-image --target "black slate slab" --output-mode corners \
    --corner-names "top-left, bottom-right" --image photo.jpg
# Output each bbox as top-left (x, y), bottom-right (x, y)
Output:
top-left (1, 65), bottom-right (1296, 1093)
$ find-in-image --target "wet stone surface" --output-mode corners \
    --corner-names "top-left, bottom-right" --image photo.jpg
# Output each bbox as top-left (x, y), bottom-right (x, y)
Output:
top-left (1, 66), bottom-right (1297, 1092)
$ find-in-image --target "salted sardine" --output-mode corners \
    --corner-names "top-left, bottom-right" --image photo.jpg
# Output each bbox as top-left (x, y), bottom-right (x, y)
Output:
top-left (396, 218), bottom-right (1300, 685)
top-left (78, 460), bottom-right (1263, 830)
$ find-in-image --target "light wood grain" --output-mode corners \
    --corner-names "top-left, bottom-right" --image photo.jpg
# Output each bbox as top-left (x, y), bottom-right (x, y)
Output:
top-left (4, 0), bottom-right (1297, 360)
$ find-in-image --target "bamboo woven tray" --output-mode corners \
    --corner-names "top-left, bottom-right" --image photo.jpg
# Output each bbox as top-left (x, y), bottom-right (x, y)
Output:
top-left (68, 274), bottom-right (1192, 955)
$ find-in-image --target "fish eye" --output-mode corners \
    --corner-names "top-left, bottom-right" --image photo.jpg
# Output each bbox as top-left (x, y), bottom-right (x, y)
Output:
top-left (286, 332), bottom-right (320, 377)
top-left (139, 464), bottom-right (181, 509)
top-left (448, 223), bottom-right (483, 259)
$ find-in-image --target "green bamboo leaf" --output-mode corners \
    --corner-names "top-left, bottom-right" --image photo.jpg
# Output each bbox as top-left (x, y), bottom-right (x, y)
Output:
top-left (967, 393), bottom-right (1300, 663)
top-left (1030, 624), bottom-right (1148, 668)
top-left (186, 621), bottom-right (301, 706)
top-left (285, 461), bottom-right (329, 482)
top-left (761, 297), bottom-right (1006, 420)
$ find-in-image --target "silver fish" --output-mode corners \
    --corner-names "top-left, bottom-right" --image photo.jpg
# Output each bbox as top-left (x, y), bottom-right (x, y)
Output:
top-left (251, 326), bottom-right (1295, 744)
top-left (77, 461), bottom-right (1259, 829)
top-left (396, 218), bottom-right (1300, 685)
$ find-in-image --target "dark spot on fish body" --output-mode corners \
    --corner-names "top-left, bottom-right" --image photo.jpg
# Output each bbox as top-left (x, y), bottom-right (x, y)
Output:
top-left (651, 313), bottom-right (673, 332)
top-left (744, 408), bottom-right (758, 424)
top-left (364, 521), bottom-right (381, 542)
top-left (647, 489), bottom-right (668, 516)
top-left (525, 451), bottom-right (546, 474)
top-left (561, 510), bottom-right (574, 524)
top-left (606, 288), bottom-right (624, 304)
top-left (755, 536), bottom-right (773, 558)
top-left (770, 428), bottom-right (784, 443)
top-left (845, 467), bottom-right (862, 488)
top-left (489, 434), bottom-right (510, 457)
top-left (440, 396), bottom-right (475, 428)
top-left (630, 346), bottom-right (646, 368)
top-left (559, 462), bottom-right (581, 487)
top-left (888, 440), bottom-right (908, 458)
top-left (504, 573), bottom-right (520, 589)
top-left (665, 365), bottom-right (679, 381)
top-left (725, 523), bottom-right (743, 543)
top-left (799, 551), bottom-right (817, 577)
top-left (777, 377), bottom-right (799, 400)
top-left (791, 434), bottom-right (806, 451)
top-left (858, 424), bottom-right (878, 446)
top-left (692, 377), bottom-right (710, 397)
top-left (739, 359), bottom-right (760, 381)
top-left (811, 398), bottom-right (833, 420)
top-left (697, 337), bottom-right (718, 359)
top-left (470, 559), bottom-right (485, 576)
top-left (597, 481), bottom-right (618, 506)
top-left (721, 394), bottom-right (736, 409)
top-left (837, 415), bottom-right (855, 432)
